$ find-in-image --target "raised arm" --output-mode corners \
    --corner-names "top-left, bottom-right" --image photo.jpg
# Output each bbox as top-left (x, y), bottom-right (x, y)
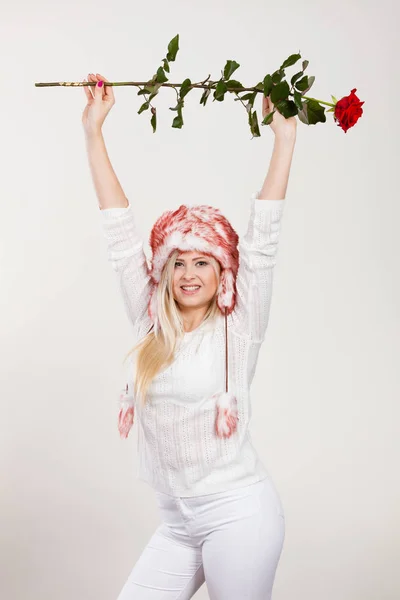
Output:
top-left (86, 126), bottom-right (154, 329)
top-left (82, 72), bottom-right (129, 209)
top-left (82, 73), bottom-right (153, 332)
top-left (85, 130), bottom-right (129, 210)
top-left (230, 132), bottom-right (296, 342)
top-left (229, 194), bottom-right (285, 342)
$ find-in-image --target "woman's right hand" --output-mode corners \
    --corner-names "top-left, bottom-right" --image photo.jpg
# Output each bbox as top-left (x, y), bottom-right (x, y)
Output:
top-left (82, 73), bottom-right (115, 137)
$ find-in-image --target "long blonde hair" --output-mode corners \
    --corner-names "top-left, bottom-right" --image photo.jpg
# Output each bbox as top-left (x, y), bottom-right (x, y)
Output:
top-left (123, 249), bottom-right (221, 408)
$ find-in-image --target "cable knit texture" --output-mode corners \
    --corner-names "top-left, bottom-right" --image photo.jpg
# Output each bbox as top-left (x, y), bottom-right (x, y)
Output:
top-left (100, 192), bottom-right (285, 497)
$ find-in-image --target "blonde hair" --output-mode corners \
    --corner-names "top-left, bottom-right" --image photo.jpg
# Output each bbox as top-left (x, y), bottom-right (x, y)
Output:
top-left (123, 249), bottom-right (221, 408)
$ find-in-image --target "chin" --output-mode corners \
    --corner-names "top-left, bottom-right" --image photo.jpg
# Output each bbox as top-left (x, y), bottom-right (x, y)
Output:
top-left (175, 290), bottom-right (214, 307)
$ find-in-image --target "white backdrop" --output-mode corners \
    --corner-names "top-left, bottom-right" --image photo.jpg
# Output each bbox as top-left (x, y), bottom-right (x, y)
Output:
top-left (1, 0), bottom-right (399, 598)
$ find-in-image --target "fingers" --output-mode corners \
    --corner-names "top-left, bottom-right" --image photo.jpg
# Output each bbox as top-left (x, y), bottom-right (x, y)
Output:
top-left (83, 73), bottom-right (114, 103)
top-left (95, 73), bottom-right (115, 102)
top-left (262, 94), bottom-right (270, 117)
top-left (91, 73), bottom-right (105, 101)
top-left (262, 95), bottom-right (275, 118)
top-left (82, 78), bottom-right (93, 102)
top-left (87, 73), bottom-right (104, 101)
top-left (86, 73), bottom-right (97, 100)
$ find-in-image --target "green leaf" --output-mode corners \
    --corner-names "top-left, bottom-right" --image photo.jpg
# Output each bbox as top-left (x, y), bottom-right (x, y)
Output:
top-left (304, 75), bottom-right (315, 94)
top-left (331, 94), bottom-right (338, 104)
top-left (246, 91), bottom-right (257, 107)
top-left (295, 75), bottom-right (310, 92)
top-left (275, 99), bottom-right (298, 118)
top-left (200, 88), bottom-right (212, 106)
top-left (172, 114), bottom-right (183, 128)
top-left (293, 90), bottom-right (303, 111)
top-left (167, 34), bottom-right (179, 62)
top-left (214, 80), bottom-right (228, 101)
top-left (281, 53), bottom-right (301, 69)
top-left (290, 70), bottom-right (304, 86)
top-left (298, 98), bottom-right (326, 125)
top-left (169, 98), bottom-right (184, 112)
top-left (263, 74), bottom-right (273, 97)
top-left (223, 60), bottom-right (240, 80)
top-left (138, 101), bottom-right (150, 114)
top-left (138, 86), bottom-right (154, 95)
top-left (162, 59), bottom-right (170, 73)
top-left (271, 70), bottom-right (284, 84)
top-left (262, 111), bottom-right (274, 125)
top-left (235, 92), bottom-right (255, 102)
top-left (147, 82), bottom-right (163, 102)
top-left (179, 78), bottom-right (192, 99)
top-left (294, 75), bottom-right (307, 92)
top-left (296, 75), bottom-right (315, 94)
top-left (270, 80), bottom-right (290, 103)
top-left (226, 79), bottom-right (244, 91)
top-left (172, 102), bottom-right (184, 128)
top-left (248, 108), bottom-right (253, 131)
top-left (297, 110), bottom-right (309, 126)
top-left (151, 107), bottom-right (157, 133)
top-left (155, 67), bottom-right (168, 84)
top-left (249, 110), bottom-right (260, 138)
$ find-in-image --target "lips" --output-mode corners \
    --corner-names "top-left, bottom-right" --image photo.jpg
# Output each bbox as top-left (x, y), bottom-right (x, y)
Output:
top-left (180, 285), bottom-right (201, 295)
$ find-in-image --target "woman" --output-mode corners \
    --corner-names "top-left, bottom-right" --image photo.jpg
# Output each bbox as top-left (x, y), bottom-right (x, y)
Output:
top-left (83, 72), bottom-right (297, 600)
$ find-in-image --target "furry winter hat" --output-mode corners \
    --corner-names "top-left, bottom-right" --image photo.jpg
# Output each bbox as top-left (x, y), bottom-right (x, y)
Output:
top-left (118, 202), bottom-right (241, 440)
top-left (148, 203), bottom-right (240, 326)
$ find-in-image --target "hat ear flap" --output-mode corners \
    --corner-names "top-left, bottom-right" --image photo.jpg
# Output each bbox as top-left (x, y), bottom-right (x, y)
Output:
top-left (217, 269), bottom-right (236, 315)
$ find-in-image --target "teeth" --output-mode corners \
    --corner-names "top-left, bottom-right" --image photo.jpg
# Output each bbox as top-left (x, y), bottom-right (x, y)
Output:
top-left (182, 286), bottom-right (200, 290)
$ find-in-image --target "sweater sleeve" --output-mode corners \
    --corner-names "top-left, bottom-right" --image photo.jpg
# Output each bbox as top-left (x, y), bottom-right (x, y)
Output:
top-left (230, 191), bottom-right (285, 342)
top-left (99, 201), bottom-right (153, 331)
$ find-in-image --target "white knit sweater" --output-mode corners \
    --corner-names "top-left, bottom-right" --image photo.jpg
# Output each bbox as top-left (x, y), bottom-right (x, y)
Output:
top-left (100, 192), bottom-right (285, 497)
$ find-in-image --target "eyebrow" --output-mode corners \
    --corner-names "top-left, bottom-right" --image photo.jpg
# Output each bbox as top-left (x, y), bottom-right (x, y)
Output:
top-left (176, 256), bottom-right (208, 261)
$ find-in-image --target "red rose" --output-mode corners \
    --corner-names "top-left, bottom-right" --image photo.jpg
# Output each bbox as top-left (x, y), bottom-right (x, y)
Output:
top-left (334, 88), bottom-right (364, 133)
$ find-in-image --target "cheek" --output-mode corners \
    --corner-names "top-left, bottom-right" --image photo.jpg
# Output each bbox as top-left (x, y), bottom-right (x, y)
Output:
top-left (205, 268), bottom-right (218, 288)
top-left (172, 271), bottom-right (180, 288)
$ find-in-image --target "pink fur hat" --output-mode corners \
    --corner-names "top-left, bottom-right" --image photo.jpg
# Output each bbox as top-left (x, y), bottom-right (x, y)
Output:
top-left (147, 203), bottom-right (240, 325)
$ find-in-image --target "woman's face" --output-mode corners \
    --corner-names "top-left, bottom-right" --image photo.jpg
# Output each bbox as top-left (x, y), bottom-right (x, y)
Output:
top-left (172, 251), bottom-right (220, 308)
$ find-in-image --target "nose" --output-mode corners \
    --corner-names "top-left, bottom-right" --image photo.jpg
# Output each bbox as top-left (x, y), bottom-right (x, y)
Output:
top-left (182, 264), bottom-right (193, 275)
top-left (182, 275), bottom-right (197, 282)
top-left (181, 265), bottom-right (198, 281)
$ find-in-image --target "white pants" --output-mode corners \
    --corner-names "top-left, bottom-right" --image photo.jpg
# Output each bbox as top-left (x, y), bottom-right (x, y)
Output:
top-left (117, 476), bottom-right (285, 600)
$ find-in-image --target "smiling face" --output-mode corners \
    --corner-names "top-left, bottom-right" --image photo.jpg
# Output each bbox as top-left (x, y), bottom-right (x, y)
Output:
top-left (172, 251), bottom-right (220, 309)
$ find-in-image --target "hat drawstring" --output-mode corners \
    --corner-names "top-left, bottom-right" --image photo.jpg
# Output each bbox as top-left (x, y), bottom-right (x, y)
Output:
top-left (224, 308), bottom-right (228, 393)
top-left (212, 307), bottom-right (239, 439)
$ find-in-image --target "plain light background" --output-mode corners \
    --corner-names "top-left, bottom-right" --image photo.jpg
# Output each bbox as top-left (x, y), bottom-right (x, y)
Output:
top-left (1, 0), bottom-right (398, 598)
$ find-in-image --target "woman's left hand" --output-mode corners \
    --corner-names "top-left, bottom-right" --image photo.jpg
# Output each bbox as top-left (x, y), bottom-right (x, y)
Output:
top-left (262, 95), bottom-right (297, 139)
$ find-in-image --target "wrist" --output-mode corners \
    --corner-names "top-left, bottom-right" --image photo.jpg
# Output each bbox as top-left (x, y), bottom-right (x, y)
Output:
top-left (274, 131), bottom-right (297, 145)
top-left (84, 128), bottom-right (104, 143)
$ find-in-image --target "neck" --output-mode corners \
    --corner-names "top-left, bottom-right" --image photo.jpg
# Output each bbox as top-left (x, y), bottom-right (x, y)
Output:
top-left (179, 305), bottom-right (209, 332)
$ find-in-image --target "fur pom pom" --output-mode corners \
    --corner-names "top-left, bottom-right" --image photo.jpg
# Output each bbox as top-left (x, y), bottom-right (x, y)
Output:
top-left (118, 384), bottom-right (135, 439)
top-left (213, 392), bottom-right (239, 438)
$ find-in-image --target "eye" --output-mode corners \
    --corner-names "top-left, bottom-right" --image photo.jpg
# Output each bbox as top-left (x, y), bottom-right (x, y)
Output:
top-left (174, 260), bottom-right (208, 267)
